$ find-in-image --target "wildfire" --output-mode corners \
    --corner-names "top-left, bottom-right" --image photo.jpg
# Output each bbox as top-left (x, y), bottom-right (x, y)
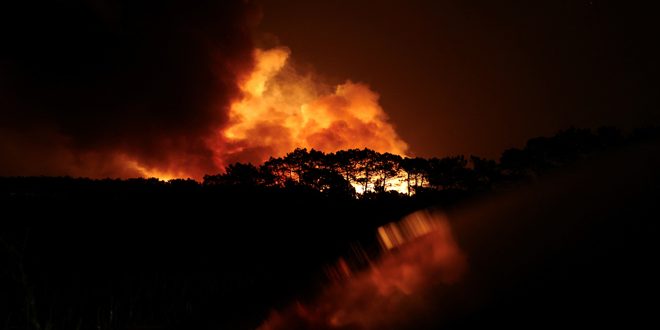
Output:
top-left (125, 159), bottom-right (186, 182)
top-left (219, 47), bottom-right (409, 165)
top-left (123, 46), bottom-right (410, 186)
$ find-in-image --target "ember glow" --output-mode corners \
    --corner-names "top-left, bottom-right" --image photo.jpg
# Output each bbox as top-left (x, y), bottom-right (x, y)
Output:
top-left (125, 159), bottom-right (188, 182)
top-left (218, 47), bottom-right (409, 166)
top-left (258, 210), bottom-right (467, 329)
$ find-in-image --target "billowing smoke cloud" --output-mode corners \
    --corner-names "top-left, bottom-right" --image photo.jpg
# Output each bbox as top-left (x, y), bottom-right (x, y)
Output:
top-left (219, 47), bottom-right (409, 165)
top-left (0, 0), bottom-right (256, 179)
top-left (0, 1), bottom-right (409, 179)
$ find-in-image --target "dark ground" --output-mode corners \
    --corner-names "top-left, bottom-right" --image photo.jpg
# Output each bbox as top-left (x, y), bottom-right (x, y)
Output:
top-left (1, 138), bottom-right (659, 330)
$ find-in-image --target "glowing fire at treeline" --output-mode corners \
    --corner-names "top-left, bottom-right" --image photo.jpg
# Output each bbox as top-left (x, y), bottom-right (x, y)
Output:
top-left (132, 47), bottom-right (409, 181)
top-left (203, 147), bottom-right (468, 195)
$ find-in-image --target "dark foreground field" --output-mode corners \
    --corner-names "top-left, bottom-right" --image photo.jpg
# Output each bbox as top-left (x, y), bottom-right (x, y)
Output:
top-left (2, 138), bottom-right (659, 330)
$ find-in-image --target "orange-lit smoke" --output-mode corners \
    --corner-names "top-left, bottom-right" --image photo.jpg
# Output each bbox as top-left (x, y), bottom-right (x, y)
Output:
top-left (0, 2), bottom-right (411, 181)
top-left (216, 47), bottom-right (409, 166)
top-left (1, 44), bottom-right (410, 181)
top-left (258, 210), bottom-right (467, 330)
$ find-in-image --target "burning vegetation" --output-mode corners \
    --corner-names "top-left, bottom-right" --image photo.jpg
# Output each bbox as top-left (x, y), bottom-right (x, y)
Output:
top-left (203, 126), bottom-right (640, 196)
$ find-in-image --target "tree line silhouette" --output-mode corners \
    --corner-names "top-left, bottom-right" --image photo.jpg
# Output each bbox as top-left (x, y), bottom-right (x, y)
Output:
top-left (2, 126), bottom-right (658, 202)
top-left (1, 126), bottom-right (659, 330)
top-left (202, 126), bottom-right (658, 197)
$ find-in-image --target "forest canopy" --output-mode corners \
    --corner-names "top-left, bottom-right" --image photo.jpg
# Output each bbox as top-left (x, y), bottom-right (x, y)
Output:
top-left (2, 126), bottom-right (658, 201)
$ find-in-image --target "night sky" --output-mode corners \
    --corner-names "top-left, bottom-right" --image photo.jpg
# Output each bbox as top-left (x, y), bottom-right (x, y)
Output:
top-left (258, 0), bottom-right (659, 158)
top-left (0, 0), bottom-right (658, 176)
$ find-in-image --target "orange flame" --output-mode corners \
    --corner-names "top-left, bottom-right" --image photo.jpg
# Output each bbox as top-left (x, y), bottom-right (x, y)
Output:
top-left (123, 46), bottom-right (409, 181)
top-left (218, 47), bottom-right (409, 166)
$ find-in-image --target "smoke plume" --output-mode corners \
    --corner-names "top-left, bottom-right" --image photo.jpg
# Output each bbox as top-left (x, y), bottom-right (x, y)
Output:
top-left (0, 1), bottom-right (408, 179)
top-left (0, 0), bottom-right (256, 179)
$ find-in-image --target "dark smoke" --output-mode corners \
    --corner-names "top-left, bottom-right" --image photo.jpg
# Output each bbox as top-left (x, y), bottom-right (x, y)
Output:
top-left (0, 0), bottom-right (256, 178)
